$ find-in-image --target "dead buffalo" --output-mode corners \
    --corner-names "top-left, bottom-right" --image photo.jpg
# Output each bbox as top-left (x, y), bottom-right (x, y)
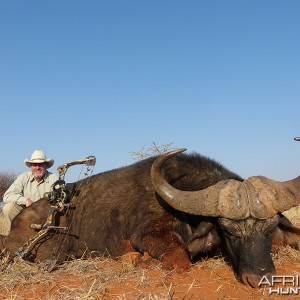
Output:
top-left (1, 149), bottom-right (300, 288)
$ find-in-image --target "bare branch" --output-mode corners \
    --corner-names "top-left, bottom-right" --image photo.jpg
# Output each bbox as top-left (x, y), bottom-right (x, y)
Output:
top-left (0, 171), bottom-right (18, 199)
top-left (130, 142), bottom-right (174, 161)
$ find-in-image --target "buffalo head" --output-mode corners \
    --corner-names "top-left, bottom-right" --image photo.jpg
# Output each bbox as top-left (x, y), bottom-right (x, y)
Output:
top-left (151, 148), bottom-right (300, 287)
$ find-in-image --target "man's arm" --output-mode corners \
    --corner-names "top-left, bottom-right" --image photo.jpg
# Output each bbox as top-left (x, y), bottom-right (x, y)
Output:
top-left (3, 173), bottom-right (29, 205)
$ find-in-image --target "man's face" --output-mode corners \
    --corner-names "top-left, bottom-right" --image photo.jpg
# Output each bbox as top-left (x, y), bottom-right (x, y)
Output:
top-left (30, 163), bottom-right (47, 181)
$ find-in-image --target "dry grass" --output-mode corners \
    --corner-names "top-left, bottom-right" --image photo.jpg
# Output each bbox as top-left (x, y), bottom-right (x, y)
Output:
top-left (0, 256), bottom-right (171, 300)
top-left (0, 247), bottom-right (300, 299)
top-left (273, 245), bottom-right (300, 266)
top-left (193, 255), bottom-right (228, 270)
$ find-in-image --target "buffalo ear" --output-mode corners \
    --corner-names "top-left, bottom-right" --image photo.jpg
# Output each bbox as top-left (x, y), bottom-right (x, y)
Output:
top-left (187, 229), bottom-right (221, 260)
top-left (278, 213), bottom-right (300, 234)
top-left (275, 214), bottom-right (300, 250)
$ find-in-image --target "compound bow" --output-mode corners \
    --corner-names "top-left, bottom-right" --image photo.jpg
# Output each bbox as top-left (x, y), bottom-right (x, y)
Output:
top-left (15, 156), bottom-right (96, 259)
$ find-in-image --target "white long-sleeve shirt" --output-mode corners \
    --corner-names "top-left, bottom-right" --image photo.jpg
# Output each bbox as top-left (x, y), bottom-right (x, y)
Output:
top-left (3, 171), bottom-right (58, 205)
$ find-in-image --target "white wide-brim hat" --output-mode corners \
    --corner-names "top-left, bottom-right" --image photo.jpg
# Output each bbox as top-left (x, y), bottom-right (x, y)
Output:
top-left (24, 150), bottom-right (54, 169)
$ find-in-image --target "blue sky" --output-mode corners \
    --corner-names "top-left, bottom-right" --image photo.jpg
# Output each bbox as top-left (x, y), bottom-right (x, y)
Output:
top-left (0, 0), bottom-right (299, 182)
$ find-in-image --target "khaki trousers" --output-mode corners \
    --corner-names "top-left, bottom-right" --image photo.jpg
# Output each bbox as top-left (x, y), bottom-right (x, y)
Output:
top-left (0, 202), bottom-right (24, 236)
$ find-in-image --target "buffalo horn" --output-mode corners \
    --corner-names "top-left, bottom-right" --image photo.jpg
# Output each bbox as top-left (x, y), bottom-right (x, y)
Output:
top-left (150, 149), bottom-right (250, 220)
top-left (246, 175), bottom-right (300, 219)
top-left (151, 149), bottom-right (300, 220)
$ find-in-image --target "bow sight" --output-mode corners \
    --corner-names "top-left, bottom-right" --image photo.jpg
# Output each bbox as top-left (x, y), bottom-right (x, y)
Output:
top-left (47, 155), bottom-right (96, 209)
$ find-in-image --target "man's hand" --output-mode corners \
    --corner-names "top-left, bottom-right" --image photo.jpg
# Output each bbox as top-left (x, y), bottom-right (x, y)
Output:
top-left (25, 198), bottom-right (33, 207)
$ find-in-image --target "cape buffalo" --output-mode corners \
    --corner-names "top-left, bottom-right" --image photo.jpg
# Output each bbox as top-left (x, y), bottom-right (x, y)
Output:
top-left (1, 149), bottom-right (300, 288)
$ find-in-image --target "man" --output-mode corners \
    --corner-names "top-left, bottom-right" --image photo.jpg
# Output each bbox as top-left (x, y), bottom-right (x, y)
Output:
top-left (0, 150), bottom-right (58, 237)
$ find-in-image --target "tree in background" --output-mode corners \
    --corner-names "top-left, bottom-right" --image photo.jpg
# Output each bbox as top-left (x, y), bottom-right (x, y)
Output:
top-left (130, 142), bottom-right (174, 161)
top-left (0, 171), bottom-right (18, 200)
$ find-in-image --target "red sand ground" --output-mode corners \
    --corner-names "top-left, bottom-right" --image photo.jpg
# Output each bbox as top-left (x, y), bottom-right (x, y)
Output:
top-left (1, 251), bottom-right (300, 300)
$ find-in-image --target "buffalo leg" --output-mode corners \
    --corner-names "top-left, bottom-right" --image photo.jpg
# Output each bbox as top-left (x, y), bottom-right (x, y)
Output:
top-left (130, 216), bottom-right (190, 270)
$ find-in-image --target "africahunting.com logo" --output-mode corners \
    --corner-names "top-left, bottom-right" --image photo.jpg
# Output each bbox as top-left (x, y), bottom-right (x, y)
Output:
top-left (258, 275), bottom-right (300, 295)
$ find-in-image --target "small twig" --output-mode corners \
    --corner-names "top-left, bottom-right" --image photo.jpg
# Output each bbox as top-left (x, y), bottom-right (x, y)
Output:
top-left (82, 278), bottom-right (97, 299)
top-left (182, 279), bottom-right (195, 299)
